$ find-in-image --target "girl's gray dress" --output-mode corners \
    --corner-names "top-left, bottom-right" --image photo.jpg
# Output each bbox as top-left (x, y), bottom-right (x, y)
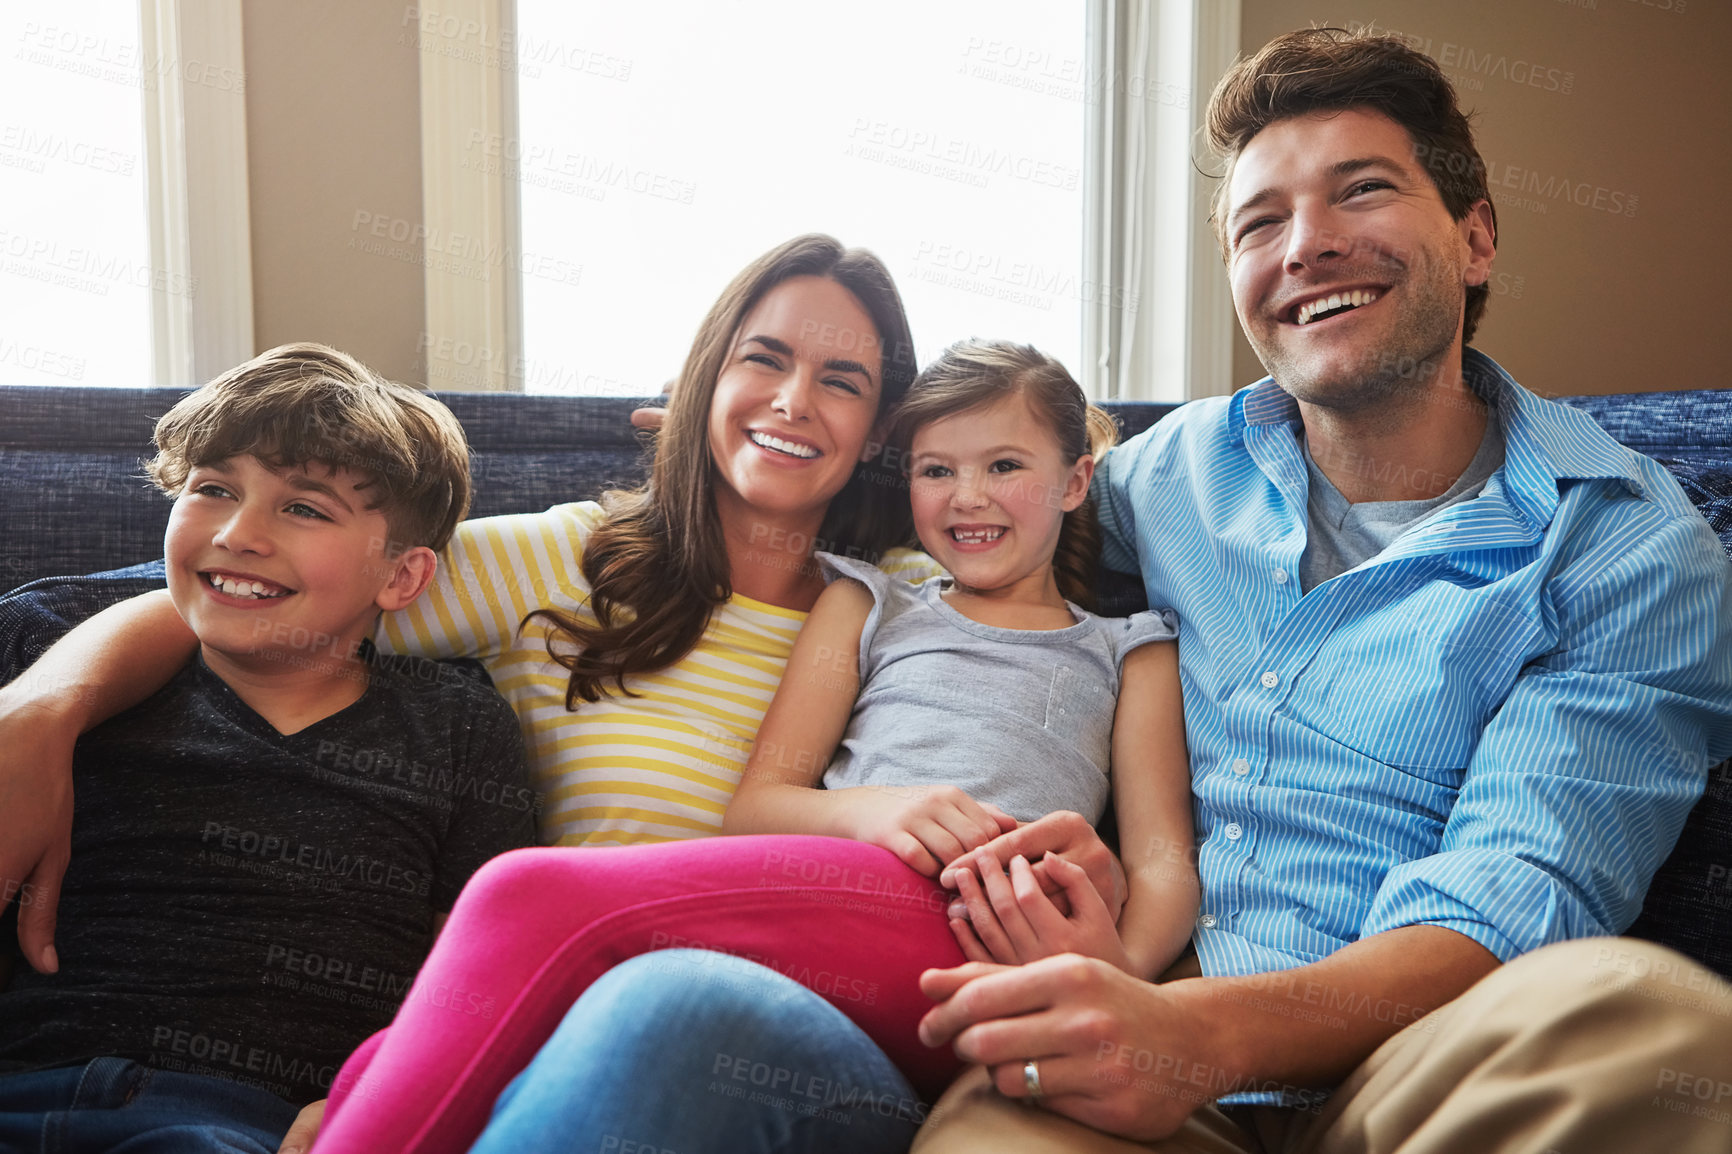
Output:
top-left (817, 552), bottom-right (1179, 823)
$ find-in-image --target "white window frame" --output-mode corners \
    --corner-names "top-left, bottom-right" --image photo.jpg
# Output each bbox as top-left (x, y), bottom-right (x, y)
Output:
top-left (418, 0), bottom-right (522, 392)
top-left (1083, 0), bottom-right (1239, 402)
top-left (140, 0), bottom-right (254, 387)
top-left (419, 1), bottom-right (1238, 400)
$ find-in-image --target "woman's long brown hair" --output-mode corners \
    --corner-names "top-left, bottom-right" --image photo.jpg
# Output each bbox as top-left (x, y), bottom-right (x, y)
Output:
top-left (530, 235), bottom-right (918, 706)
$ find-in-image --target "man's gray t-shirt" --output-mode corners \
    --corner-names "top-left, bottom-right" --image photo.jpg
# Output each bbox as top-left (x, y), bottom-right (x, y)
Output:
top-left (1299, 403), bottom-right (1506, 592)
top-left (816, 552), bottom-right (1178, 824)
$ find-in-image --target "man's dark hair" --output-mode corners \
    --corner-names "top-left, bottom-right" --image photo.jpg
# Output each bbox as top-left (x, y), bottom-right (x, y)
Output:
top-left (1206, 27), bottom-right (1498, 343)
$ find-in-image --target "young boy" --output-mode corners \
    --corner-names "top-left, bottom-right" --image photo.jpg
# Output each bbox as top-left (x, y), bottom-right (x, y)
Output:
top-left (0, 344), bottom-right (536, 1152)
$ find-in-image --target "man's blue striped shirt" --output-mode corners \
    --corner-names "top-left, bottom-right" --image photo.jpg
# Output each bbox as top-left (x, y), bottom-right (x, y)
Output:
top-left (1096, 350), bottom-right (1732, 976)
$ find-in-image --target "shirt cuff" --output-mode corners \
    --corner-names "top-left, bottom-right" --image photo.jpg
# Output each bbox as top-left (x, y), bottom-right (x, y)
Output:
top-left (1360, 848), bottom-right (1612, 963)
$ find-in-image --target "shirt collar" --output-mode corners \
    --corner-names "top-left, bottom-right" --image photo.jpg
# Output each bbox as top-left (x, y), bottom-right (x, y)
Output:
top-left (1227, 349), bottom-right (1647, 533)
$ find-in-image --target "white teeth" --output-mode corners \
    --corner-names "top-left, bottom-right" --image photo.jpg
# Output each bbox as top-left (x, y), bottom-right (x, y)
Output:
top-left (748, 431), bottom-right (819, 459)
top-left (1296, 288), bottom-right (1379, 325)
top-left (951, 527), bottom-right (1005, 544)
top-left (207, 573), bottom-right (286, 600)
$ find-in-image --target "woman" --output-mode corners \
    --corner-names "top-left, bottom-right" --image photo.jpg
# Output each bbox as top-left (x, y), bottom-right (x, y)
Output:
top-left (370, 233), bottom-right (936, 849)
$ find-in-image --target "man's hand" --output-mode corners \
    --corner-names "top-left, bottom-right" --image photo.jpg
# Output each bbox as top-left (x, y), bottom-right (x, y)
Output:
top-left (276, 1098), bottom-right (325, 1154)
top-left (0, 689), bottom-right (79, 974)
top-left (941, 810), bottom-right (1126, 921)
top-left (629, 406), bottom-right (667, 431)
top-left (950, 853), bottom-right (1132, 972)
top-left (918, 957), bottom-right (1225, 1141)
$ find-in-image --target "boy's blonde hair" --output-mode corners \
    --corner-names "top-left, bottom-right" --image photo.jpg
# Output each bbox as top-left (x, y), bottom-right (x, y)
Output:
top-left (146, 342), bottom-right (472, 551)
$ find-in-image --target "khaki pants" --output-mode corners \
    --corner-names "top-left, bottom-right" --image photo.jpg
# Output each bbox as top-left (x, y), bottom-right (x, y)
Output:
top-left (912, 938), bottom-right (1732, 1154)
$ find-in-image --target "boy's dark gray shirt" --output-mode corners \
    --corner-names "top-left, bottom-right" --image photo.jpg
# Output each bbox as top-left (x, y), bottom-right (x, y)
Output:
top-left (0, 653), bottom-right (536, 1104)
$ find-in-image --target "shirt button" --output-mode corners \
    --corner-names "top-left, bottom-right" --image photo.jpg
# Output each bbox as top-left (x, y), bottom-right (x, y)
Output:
top-left (1260, 671), bottom-right (1279, 689)
top-left (1273, 568), bottom-right (1289, 585)
top-left (1224, 823), bottom-right (1243, 841)
top-left (1231, 758), bottom-right (1250, 776)
top-left (1198, 913), bottom-right (1217, 929)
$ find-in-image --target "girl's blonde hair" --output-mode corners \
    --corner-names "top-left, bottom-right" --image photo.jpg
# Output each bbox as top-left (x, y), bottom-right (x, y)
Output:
top-left (886, 340), bottom-right (1118, 610)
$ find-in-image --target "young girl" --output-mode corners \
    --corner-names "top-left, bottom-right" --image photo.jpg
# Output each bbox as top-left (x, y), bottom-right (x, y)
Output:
top-left (315, 341), bottom-right (1197, 1154)
top-left (724, 339), bottom-right (1196, 980)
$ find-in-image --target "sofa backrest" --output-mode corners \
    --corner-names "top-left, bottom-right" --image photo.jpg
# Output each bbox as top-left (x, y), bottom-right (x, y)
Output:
top-left (2, 382), bottom-right (1729, 980)
top-left (0, 385), bottom-right (1178, 594)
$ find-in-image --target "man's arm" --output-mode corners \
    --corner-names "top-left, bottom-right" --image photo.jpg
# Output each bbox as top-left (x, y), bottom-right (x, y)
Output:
top-left (0, 589), bottom-right (196, 971)
top-left (919, 924), bottom-right (1496, 1141)
top-left (1360, 511), bottom-right (1732, 961)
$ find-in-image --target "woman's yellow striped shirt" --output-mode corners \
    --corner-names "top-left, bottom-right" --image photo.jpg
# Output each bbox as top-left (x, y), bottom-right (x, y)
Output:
top-left (375, 502), bottom-right (940, 847)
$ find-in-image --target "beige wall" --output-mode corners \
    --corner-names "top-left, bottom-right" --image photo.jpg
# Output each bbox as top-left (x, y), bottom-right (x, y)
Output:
top-left (243, 0), bottom-right (425, 384)
top-left (1231, 0), bottom-right (1730, 397)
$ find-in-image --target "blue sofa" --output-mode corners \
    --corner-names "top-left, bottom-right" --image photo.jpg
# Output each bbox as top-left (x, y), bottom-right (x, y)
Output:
top-left (1, 382), bottom-right (1728, 982)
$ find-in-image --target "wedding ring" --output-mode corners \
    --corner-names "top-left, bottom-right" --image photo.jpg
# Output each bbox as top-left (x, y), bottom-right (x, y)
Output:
top-left (1023, 1058), bottom-right (1045, 1103)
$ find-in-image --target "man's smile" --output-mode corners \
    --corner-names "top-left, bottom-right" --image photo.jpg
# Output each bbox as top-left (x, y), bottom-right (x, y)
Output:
top-left (1284, 287), bottom-right (1386, 326)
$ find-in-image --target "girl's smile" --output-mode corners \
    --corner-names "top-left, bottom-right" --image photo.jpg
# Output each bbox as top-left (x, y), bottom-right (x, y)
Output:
top-left (908, 392), bottom-right (1093, 614)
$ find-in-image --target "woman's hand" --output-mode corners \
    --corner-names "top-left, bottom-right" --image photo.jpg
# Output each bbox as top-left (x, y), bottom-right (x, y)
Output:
top-left (949, 853), bottom-right (1132, 972)
top-left (276, 1098), bottom-right (325, 1154)
top-left (941, 810), bottom-right (1126, 921)
top-left (840, 785), bottom-right (1018, 877)
top-left (0, 687), bottom-right (81, 974)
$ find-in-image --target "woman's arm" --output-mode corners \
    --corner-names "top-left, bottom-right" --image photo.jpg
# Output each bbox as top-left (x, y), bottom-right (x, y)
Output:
top-left (374, 509), bottom-right (588, 662)
top-left (722, 579), bottom-right (1015, 876)
top-left (0, 589), bottom-right (198, 971)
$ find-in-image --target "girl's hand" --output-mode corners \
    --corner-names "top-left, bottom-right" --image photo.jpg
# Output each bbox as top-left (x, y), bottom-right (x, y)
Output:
top-left (948, 853), bottom-right (1132, 972)
top-left (843, 785), bottom-right (1018, 877)
top-left (940, 810), bottom-right (1127, 922)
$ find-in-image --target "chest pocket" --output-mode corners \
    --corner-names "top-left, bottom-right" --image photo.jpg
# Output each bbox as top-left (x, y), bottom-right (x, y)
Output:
top-left (1308, 594), bottom-right (1539, 778)
top-left (1045, 664), bottom-right (1110, 732)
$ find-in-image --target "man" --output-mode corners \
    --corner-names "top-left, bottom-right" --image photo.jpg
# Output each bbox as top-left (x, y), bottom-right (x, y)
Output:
top-left (909, 26), bottom-right (1732, 1152)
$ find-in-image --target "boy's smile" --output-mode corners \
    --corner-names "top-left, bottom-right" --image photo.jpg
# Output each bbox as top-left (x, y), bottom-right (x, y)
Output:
top-left (201, 570), bottom-right (294, 600)
top-left (164, 455), bottom-right (419, 681)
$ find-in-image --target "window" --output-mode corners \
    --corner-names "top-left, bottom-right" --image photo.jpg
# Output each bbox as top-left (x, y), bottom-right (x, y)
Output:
top-left (420, 0), bottom-right (1237, 401)
top-left (0, 0), bottom-right (251, 389)
top-left (512, 1), bottom-right (1087, 396)
top-left (0, 1), bottom-right (153, 386)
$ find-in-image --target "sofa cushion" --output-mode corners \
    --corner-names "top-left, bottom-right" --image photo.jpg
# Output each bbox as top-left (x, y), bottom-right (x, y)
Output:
top-left (0, 562), bottom-right (167, 686)
top-left (1628, 758), bottom-right (1732, 976)
top-left (1658, 460), bottom-right (1732, 551)
top-left (1625, 459), bottom-right (1732, 977)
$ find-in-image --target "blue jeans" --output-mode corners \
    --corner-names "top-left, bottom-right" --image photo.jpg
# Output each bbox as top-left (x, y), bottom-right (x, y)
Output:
top-left (467, 950), bottom-right (924, 1154)
top-left (0, 1057), bottom-right (299, 1153)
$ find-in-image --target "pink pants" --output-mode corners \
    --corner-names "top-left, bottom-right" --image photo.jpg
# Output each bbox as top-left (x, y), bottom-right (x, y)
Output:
top-left (315, 836), bottom-right (967, 1154)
